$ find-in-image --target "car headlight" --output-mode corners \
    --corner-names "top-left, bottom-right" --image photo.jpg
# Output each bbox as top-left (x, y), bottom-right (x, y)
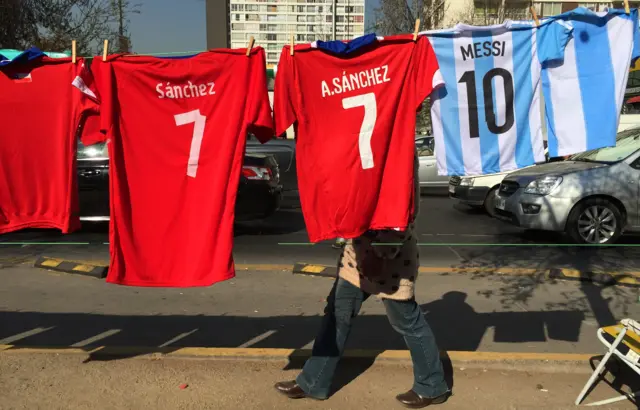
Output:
top-left (459, 177), bottom-right (474, 186)
top-left (524, 176), bottom-right (563, 195)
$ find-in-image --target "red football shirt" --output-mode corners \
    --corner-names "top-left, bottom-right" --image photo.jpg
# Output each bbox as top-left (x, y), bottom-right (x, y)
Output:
top-left (273, 35), bottom-right (442, 242)
top-left (75, 48), bottom-right (274, 287)
top-left (0, 56), bottom-right (95, 234)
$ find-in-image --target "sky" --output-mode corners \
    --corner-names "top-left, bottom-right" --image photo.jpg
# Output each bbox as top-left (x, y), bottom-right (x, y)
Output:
top-left (126, 0), bottom-right (381, 54)
top-left (128, 0), bottom-right (207, 54)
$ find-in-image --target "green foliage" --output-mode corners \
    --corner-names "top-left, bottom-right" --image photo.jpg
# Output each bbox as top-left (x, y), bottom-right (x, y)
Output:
top-left (0, 0), bottom-right (140, 54)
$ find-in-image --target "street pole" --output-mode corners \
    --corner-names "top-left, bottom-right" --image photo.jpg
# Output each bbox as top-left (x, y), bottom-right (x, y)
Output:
top-left (332, 0), bottom-right (337, 40)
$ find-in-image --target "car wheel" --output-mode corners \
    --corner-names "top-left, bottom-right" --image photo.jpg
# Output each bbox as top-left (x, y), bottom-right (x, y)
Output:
top-left (483, 187), bottom-right (499, 217)
top-left (566, 198), bottom-right (623, 245)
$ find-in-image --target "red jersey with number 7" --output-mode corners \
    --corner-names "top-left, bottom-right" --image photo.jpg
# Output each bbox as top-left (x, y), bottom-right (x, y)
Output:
top-left (74, 48), bottom-right (274, 287)
top-left (273, 34), bottom-right (442, 242)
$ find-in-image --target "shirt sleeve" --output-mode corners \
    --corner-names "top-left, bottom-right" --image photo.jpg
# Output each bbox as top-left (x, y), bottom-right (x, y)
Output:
top-left (273, 48), bottom-right (297, 137)
top-left (413, 35), bottom-right (444, 110)
top-left (537, 20), bottom-right (574, 64)
top-left (246, 48), bottom-right (275, 144)
top-left (72, 58), bottom-right (111, 144)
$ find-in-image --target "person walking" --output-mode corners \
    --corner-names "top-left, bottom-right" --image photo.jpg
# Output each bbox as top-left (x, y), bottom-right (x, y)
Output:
top-left (274, 156), bottom-right (450, 408)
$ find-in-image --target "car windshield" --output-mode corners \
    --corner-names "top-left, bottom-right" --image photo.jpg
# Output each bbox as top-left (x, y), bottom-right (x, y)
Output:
top-left (570, 128), bottom-right (640, 163)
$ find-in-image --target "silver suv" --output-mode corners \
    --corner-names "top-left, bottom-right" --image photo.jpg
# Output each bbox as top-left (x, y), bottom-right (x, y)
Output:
top-left (494, 127), bottom-right (640, 244)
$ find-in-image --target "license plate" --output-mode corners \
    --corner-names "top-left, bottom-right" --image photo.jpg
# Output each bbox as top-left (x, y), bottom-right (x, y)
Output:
top-left (448, 185), bottom-right (455, 194)
top-left (496, 197), bottom-right (506, 210)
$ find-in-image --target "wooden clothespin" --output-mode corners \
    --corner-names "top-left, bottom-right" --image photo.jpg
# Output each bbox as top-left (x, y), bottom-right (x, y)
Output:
top-left (71, 40), bottom-right (77, 64)
top-left (246, 36), bottom-right (255, 57)
top-left (290, 33), bottom-right (294, 56)
top-left (624, 0), bottom-right (630, 14)
top-left (530, 6), bottom-right (540, 26)
top-left (413, 19), bottom-right (420, 41)
top-left (102, 39), bottom-right (109, 61)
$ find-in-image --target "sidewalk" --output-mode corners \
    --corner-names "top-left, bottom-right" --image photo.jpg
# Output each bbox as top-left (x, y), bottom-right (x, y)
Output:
top-left (0, 352), bottom-right (635, 410)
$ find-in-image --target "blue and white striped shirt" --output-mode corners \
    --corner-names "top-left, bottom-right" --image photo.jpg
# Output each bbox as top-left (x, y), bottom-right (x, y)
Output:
top-left (539, 8), bottom-right (640, 157)
top-left (422, 20), bottom-right (572, 176)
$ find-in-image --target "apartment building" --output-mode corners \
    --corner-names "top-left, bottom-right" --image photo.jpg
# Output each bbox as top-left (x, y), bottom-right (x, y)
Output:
top-left (456, 0), bottom-right (620, 26)
top-left (220, 0), bottom-right (366, 66)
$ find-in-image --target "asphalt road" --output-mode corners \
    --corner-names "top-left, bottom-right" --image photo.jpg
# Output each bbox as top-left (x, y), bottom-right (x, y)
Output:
top-left (2, 194), bottom-right (640, 272)
top-left (1, 194), bottom-right (640, 356)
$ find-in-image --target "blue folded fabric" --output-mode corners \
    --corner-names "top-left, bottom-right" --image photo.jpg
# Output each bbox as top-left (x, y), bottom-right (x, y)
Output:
top-left (315, 33), bottom-right (378, 54)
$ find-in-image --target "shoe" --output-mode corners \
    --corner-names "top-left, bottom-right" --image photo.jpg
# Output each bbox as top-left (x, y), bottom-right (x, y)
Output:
top-left (274, 381), bottom-right (307, 399)
top-left (396, 390), bottom-right (450, 408)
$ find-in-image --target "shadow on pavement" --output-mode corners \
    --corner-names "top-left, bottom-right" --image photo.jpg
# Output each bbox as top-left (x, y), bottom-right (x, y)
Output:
top-left (0, 289), bottom-right (587, 396)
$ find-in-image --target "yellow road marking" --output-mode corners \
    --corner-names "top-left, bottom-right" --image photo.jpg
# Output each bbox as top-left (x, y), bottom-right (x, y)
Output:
top-left (40, 259), bottom-right (62, 267)
top-left (26, 259), bottom-right (640, 283)
top-left (0, 344), bottom-right (595, 363)
top-left (301, 265), bottom-right (326, 273)
top-left (72, 264), bottom-right (96, 272)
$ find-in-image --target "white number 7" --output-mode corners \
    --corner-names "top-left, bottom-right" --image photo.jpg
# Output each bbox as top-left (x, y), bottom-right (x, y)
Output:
top-left (174, 109), bottom-right (207, 178)
top-left (342, 92), bottom-right (377, 170)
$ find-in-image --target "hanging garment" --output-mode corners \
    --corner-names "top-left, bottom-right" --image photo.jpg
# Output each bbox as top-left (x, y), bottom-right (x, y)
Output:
top-left (538, 7), bottom-right (640, 157)
top-left (74, 48), bottom-right (274, 287)
top-left (0, 48), bottom-right (96, 233)
top-left (273, 34), bottom-right (442, 242)
top-left (422, 20), bottom-right (573, 176)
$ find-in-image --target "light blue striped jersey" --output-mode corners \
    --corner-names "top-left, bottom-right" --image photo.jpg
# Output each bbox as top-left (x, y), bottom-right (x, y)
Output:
top-left (422, 20), bottom-right (572, 176)
top-left (538, 8), bottom-right (640, 157)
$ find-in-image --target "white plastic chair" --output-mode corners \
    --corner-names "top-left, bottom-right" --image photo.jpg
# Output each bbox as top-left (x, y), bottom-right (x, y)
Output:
top-left (575, 318), bottom-right (640, 406)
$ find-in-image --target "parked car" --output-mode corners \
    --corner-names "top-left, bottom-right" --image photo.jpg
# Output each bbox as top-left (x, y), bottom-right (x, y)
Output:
top-left (449, 172), bottom-right (508, 216)
top-left (449, 142), bottom-right (558, 216)
top-left (246, 133), bottom-right (299, 208)
top-left (494, 127), bottom-right (640, 244)
top-left (415, 135), bottom-right (449, 189)
top-left (77, 139), bottom-right (282, 223)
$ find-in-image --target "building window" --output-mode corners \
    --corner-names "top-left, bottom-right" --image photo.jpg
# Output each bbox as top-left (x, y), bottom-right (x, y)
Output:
top-left (297, 34), bottom-right (305, 41)
top-left (231, 33), bottom-right (245, 40)
top-left (543, 2), bottom-right (562, 16)
top-left (354, 15), bottom-right (364, 23)
top-left (336, 15), bottom-right (345, 22)
top-left (297, 15), bottom-right (306, 22)
top-left (268, 5), bottom-right (278, 12)
top-left (297, 5), bottom-right (305, 12)
top-left (267, 34), bottom-right (277, 41)
top-left (326, 15), bottom-right (332, 22)
top-left (232, 23), bottom-right (245, 30)
top-left (307, 5), bottom-right (316, 12)
top-left (260, 24), bottom-right (268, 31)
top-left (267, 53), bottom-right (278, 60)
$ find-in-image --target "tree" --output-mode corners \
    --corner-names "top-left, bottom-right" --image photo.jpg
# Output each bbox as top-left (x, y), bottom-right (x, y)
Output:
top-left (0, 0), bottom-right (140, 55)
top-left (370, 0), bottom-right (448, 36)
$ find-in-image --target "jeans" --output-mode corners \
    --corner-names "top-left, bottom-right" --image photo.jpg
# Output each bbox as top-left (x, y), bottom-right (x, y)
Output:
top-left (296, 277), bottom-right (449, 400)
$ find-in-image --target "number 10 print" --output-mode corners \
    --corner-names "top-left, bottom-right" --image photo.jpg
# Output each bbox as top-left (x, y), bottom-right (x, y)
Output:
top-left (458, 68), bottom-right (515, 139)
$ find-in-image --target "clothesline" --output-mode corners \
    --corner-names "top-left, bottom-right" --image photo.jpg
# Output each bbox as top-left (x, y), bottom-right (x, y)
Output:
top-left (77, 50), bottom-right (213, 59)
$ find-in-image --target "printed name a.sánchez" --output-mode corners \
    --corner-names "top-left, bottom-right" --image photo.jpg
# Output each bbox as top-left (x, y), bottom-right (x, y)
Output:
top-left (321, 65), bottom-right (391, 98)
